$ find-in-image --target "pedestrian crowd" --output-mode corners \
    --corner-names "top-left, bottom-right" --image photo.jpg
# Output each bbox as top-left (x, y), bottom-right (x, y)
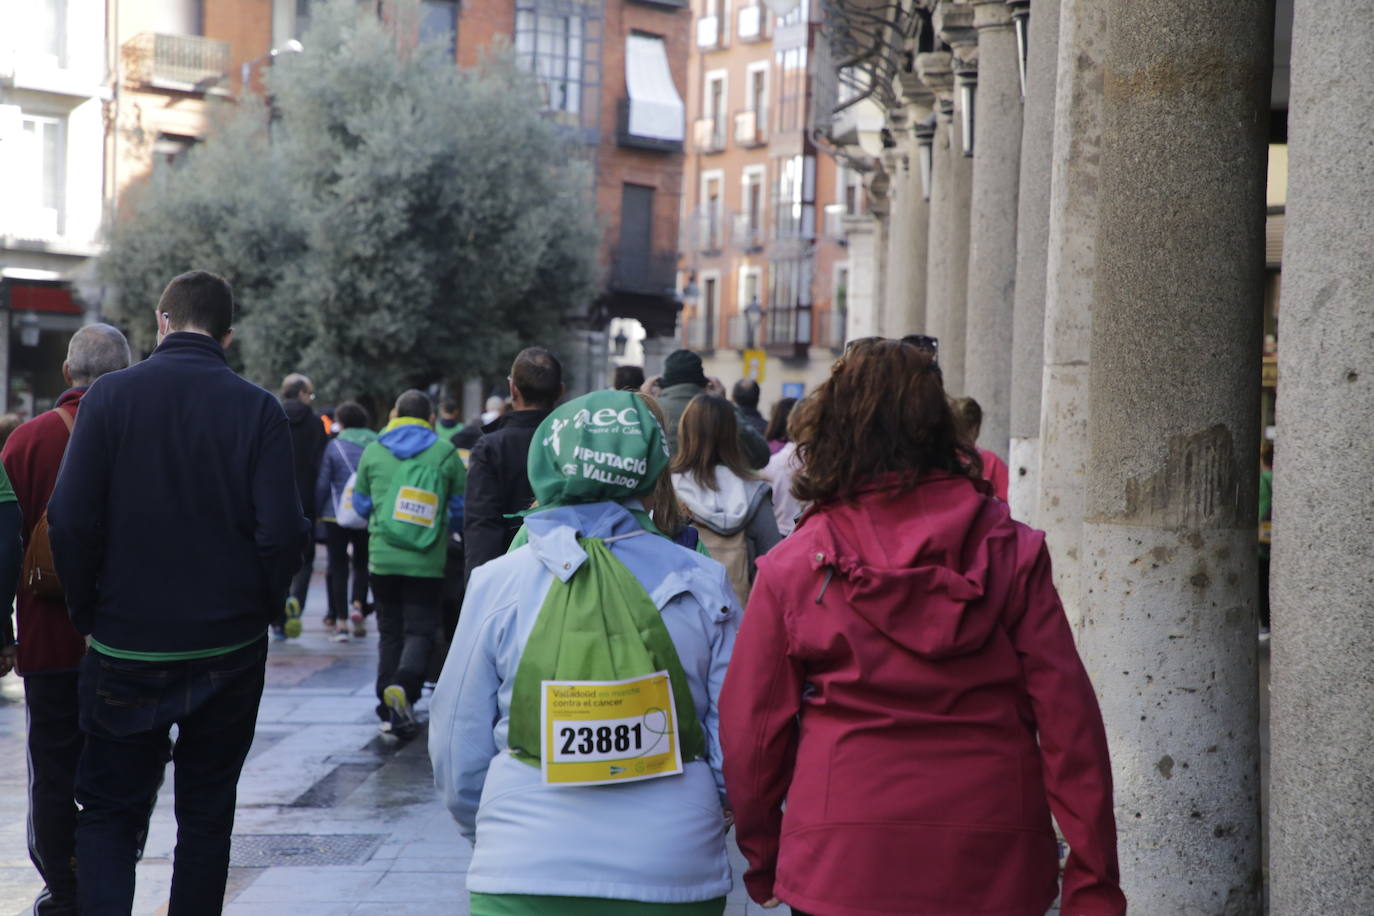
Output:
top-left (0, 270), bottom-right (1130, 916)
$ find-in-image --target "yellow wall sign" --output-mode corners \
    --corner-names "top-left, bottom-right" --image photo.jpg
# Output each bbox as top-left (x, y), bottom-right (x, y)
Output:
top-left (743, 349), bottom-right (766, 382)
top-left (392, 485), bottom-right (439, 528)
top-left (540, 671), bottom-right (683, 787)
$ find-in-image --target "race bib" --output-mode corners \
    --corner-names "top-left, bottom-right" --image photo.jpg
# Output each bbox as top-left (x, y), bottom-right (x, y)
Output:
top-left (392, 486), bottom-right (438, 528)
top-left (540, 671), bottom-right (683, 787)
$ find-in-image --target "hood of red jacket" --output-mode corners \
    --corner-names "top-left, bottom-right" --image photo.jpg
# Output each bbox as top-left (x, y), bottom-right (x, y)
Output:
top-left (793, 471), bottom-right (1015, 661)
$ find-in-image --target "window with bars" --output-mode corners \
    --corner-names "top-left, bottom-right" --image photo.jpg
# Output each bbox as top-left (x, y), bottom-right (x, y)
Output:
top-left (515, 0), bottom-right (602, 133)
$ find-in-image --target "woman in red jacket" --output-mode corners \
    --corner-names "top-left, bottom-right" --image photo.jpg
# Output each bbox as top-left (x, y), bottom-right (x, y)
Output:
top-left (719, 338), bottom-right (1126, 916)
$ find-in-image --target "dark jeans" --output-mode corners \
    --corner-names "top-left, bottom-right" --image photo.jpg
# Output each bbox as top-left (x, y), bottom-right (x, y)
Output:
top-left (76, 637), bottom-right (267, 915)
top-left (25, 671), bottom-right (83, 915)
top-left (371, 574), bottom-right (442, 719)
top-left (325, 523), bottom-right (370, 623)
top-left (441, 541), bottom-right (465, 644)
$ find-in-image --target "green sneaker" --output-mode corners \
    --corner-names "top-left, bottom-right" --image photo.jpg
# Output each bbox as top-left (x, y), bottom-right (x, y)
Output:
top-left (283, 596), bottom-right (303, 638)
top-left (382, 685), bottom-right (419, 740)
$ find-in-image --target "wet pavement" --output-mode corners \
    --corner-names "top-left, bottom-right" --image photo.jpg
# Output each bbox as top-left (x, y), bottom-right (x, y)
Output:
top-left (0, 566), bottom-right (782, 915)
top-left (0, 559), bottom-right (1264, 915)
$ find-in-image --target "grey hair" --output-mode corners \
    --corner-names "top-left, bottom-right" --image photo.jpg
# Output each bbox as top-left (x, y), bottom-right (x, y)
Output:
top-left (66, 323), bottom-right (132, 385)
top-left (281, 373), bottom-right (312, 400)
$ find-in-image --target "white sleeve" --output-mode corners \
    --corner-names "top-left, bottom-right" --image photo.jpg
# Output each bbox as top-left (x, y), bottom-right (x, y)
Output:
top-left (429, 577), bottom-right (508, 843)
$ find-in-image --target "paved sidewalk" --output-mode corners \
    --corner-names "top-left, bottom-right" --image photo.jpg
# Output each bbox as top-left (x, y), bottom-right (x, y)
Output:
top-left (0, 566), bottom-right (782, 915)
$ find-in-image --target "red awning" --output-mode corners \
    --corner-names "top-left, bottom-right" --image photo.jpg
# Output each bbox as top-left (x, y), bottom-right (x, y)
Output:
top-left (7, 284), bottom-right (82, 315)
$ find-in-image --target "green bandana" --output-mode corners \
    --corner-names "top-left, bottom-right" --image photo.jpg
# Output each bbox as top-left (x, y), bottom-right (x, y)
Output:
top-left (527, 391), bottom-right (670, 512)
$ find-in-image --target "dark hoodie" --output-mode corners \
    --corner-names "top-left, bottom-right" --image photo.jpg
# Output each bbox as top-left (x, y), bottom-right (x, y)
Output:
top-left (283, 396), bottom-right (327, 519)
top-left (720, 470), bottom-right (1126, 916)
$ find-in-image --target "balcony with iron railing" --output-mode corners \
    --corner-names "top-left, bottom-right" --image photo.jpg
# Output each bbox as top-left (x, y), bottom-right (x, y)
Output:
top-left (684, 311), bottom-right (716, 351)
top-left (122, 32), bottom-right (230, 92)
top-left (686, 205), bottom-right (728, 254)
top-left (765, 305), bottom-right (814, 358)
top-left (610, 248), bottom-right (680, 298)
top-left (732, 212), bottom-right (766, 252)
top-left (733, 109), bottom-right (767, 148)
top-left (693, 116), bottom-right (727, 154)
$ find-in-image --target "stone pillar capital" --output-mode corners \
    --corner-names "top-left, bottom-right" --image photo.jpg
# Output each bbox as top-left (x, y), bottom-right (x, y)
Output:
top-left (935, 3), bottom-right (977, 50)
top-left (915, 51), bottom-right (955, 100)
top-left (971, 0), bottom-right (1014, 30)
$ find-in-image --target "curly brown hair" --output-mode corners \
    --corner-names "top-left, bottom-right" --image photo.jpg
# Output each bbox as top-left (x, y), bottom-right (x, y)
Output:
top-left (791, 338), bottom-right (982, 505)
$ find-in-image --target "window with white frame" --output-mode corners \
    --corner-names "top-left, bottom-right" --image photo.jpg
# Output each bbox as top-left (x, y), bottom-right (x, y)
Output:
top-left (15, 114), bottom-right (64, 238)
top-left (739, 265), bottom-right (762, 311)
top-left (703, 70), bottom-right (727, 149)
top-left (701, 171), bottom-right (724, 250)
top-left (740, 165), bottom-right (766, 245)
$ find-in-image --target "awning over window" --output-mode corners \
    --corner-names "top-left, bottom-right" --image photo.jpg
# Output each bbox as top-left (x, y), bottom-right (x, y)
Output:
top-left (625, 35), bottom-right (684, 143)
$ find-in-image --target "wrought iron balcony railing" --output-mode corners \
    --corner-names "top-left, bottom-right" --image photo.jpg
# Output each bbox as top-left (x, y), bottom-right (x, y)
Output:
top-left (122, 32), bottom-right (230, 91)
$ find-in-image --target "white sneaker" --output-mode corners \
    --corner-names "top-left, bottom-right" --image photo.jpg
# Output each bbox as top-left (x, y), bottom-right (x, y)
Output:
top-left (330, 630), bottom-right (351, 643)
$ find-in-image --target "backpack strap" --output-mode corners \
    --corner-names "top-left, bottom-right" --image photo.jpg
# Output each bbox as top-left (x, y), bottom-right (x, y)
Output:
top-left (332, 438), bottom-right (360, 473)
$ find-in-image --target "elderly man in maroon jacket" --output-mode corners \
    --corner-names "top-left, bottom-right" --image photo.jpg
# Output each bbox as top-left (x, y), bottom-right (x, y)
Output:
top-left (1, 322), bottom-right (131, 916)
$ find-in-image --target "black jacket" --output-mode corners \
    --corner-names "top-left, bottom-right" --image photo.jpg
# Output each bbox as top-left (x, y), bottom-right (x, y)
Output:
top-left (48, 333), bottom-right (309, 653)
top-left (283, 396), bottom-right (326, 519)
top-left (462, 407), bottom-right (552, 579)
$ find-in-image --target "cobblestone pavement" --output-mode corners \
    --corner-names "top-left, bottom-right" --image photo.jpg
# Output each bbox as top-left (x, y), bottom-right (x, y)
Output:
top-left (0, 565), bottom-right (783, 915)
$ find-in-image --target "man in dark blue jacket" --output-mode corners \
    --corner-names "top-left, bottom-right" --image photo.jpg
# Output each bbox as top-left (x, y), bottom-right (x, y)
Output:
top-left (47, 270), bottom-right (308, 915)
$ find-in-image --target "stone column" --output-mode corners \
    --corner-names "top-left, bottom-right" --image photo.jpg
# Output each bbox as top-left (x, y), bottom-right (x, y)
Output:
top-left (1077, 1), bottom-right (1270, 909)
top-left (1271, 3), bottom-right (1374, 911)
top-left (1006, 0), bottom-right (1059, 524)
top-left (1037, 0), bottom-right (1105, 631)
top-left (890, 74), bottom-right (935, 336)
top-left (843, 214), bottom-right (880, 339)
top-left (917, 52), bottom-right (955, 364)
top-left (933, 4), bottom-right (977, 394)
top-left (963, 0), bottom-right (1022, 461)
top-left (882, 140), bottom-right (911, 338)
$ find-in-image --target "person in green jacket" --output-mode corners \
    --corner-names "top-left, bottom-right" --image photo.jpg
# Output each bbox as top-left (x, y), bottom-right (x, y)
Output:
top-left (353, 389), bottom-right (467, 738)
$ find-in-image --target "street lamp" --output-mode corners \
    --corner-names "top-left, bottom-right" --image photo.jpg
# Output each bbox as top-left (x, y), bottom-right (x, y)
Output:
top-left (1008, 0), bottom-right (1031, 99)
top-left (743, 296), bottom-right (765, 350)
top-left (240, 39), bottom-right (304, 92)
top-left (914, 116), bottom-right (936, 202)
top-left (612, 327), bottom-right (629, 357)
top-left (955, 59), bottom-right (977, 158)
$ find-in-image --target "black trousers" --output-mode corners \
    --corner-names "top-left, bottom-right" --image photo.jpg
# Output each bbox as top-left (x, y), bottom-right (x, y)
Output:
top-left (371, 574), bottom-right (443, 719)
top-left (25, 671), bottom-right (82, 916)
top-left (76, 638), bottom-right (266, 915)
top-left (324, 523), bottom-right (370, 623)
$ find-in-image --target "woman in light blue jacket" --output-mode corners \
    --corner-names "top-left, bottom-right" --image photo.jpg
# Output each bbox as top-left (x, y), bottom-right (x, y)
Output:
top-left (429, 391), bottom-right (740, 916)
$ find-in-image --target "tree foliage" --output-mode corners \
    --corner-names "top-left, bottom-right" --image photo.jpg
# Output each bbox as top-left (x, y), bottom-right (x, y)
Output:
top-left (101, 0), bottom-right (598, 407)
